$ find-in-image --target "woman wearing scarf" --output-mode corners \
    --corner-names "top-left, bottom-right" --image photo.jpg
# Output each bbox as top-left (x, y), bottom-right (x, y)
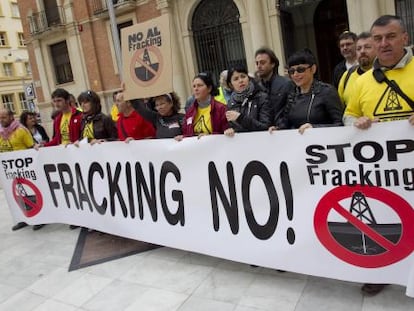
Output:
top-left (224, 66), bottom-right (272, 136)
top-left (77, 90), bottom-right (117, 144)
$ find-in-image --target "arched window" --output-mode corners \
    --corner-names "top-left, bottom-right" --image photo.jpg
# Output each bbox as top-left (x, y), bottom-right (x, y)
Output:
top-left (192, 0), bottom-right (247, 81)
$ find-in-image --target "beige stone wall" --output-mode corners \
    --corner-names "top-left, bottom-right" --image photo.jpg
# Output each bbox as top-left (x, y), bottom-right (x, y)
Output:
top-left (0, 1), bottom-right (31, 116)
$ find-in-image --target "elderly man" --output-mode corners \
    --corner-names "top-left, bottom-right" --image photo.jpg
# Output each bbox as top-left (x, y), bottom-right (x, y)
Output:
top-left (343, 15), bottom-right (414, 296)
top-left (338, 31), bottom-right (377, 106)
top-left (344, 15), bottom-right (414, 127)
top-left (0, 108), bottom-right (44, 231)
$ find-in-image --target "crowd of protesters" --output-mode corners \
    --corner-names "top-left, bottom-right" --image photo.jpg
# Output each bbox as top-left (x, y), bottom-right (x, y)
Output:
top-left (0, 14), bottom-right (413, 296)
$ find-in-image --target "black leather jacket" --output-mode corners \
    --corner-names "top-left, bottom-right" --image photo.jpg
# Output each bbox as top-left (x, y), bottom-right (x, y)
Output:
top-left (81, 113), bottom-right (118, 141)
top-left (258, 73), bottom-right (292, 124)
top-left (227, 81), bottom-right (272, 132)
top-left (277, 80), bottom-right (344, 129)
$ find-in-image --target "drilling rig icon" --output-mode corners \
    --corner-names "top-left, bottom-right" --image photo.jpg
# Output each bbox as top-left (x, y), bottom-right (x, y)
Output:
top-left (328, 191), bottom-right (402, 255)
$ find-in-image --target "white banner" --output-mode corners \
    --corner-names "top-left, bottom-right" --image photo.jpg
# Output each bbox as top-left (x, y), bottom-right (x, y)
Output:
top-left (1, 121), bottom-right (414, 296)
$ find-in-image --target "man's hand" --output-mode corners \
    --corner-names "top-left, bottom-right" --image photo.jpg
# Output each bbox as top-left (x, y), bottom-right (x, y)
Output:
top-left (409, 114), bottom-right (414, 126)
top-left (354, 117), bottom-right (378, 129)
top-left (224, 128), bottom-right (235, 137)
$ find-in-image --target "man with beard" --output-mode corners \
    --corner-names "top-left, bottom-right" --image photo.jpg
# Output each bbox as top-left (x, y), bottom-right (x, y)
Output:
top-left (254, 47), bottom-right (291, 125)
top-left (338, 32), bottom-right (376, 105)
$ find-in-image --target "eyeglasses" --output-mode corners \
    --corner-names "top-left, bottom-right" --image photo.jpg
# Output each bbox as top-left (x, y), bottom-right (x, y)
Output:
top-left (287, 65), bottom-right (312, 75)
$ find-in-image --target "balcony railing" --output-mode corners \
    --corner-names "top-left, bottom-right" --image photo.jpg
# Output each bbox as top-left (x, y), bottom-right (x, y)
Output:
top-left (28, 6), bottom-right (66, 35)
top-left (92, 0), bottom-right (137, 15)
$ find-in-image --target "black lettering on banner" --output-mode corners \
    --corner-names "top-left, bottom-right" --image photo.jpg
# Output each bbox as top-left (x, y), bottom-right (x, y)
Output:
top-left (159, 161), bottom-right (185, 226)
top-left (353, 141), bottom-right (384, 163)
top-left (305, 145), bottom-right (328, 164)
top-left (125, 163), bottom-right (136, 219)
top-left (75, 163), bottom-right (93, 212)
top-left (88, 162), bottom-right (107, 215)
top-left (242, 161), bottom-right (279, 240)
top-left (44, 164), bottom-right (60, 207)
top-left (107, 162), bottom-right (128, 217)
top-left (57, 163), bottom-right (79, 209)
top-left (326, 143), bottom-right (351, 162)
top-left (208, 162), bottom-right (239, 234)
top-left (135, 162), bottom-right (157, 221)
top-left (387, 140), bottom-right (414, 161)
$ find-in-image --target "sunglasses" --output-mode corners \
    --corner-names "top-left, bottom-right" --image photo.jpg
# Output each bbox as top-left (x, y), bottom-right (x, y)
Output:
top-left (288, 65), bottom-right (312, 75)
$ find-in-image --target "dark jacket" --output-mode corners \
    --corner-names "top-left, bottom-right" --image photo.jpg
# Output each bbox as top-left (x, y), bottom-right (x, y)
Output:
top-left (182, 98), bottom-right (228, 136)
top-left (81, 113), bottom-right (117, 141)
top-left (332, 60), bottom-right (347, 89)
top-left (277, 80), bottom-right (344, 130)
top-left (33, 124), bottom-right (49, 143)
top-left (258, 73), bottom-right (292, 124)
top-left (45, 107), bottom-right (82, 146)
top-left (133, 100), bottom-right (184, 139)
top-left (227, 81), bottom-right (272, 132)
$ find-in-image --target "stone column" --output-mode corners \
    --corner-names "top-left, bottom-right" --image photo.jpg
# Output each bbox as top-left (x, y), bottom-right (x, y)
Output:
top-left (156, 0), bottom-right (189, 105)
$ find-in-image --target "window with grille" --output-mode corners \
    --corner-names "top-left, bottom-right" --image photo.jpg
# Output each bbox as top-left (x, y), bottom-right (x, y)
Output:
top-left (3, 63), bottom-right (13, 77)
top-left (18, 33), bottom-right (25, 46)
top-left (2, 94), bottom-right (15, 112)
top-left (19, 93), bottom-right (31, 111)
top-left (50, 41), bottom-right (73, 84)
top-left (192, 0), bottom-right (247, 82)
top-left (11, 3), bottom-right (20, 17)
top-left (0, 32), bottom-right (8, 46)
top-left (25, 62), bottom-right (31, 75)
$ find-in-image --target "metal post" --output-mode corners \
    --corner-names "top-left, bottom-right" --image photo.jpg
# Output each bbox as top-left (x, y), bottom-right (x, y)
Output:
top-left (106, 0), bottom-right (123, 80)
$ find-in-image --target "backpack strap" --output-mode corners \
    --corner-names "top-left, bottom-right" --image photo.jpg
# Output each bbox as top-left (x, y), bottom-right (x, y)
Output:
top-left (343, 65), bottom-right (358, 91)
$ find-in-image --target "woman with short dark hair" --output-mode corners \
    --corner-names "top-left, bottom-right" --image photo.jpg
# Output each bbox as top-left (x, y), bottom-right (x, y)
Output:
top-left (224, 66), bottom-right (272, 136)
top-left (77, 90), bottom-right (117, 144)
top-left (176, 72), bottom-right (227, 140)
top-left (132, 92), bottom-right (183, 139)
top-left (272, 49), bottom-right (344, 134)
top-left (20, 111), bottom-right (49, 144)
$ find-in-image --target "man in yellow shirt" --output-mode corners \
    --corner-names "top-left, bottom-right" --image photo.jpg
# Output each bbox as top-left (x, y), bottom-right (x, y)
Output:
top-left (344, 15), bottom-right (414, 127)
top-left (0, 108), bottom-right (45, 231)
top-left (0, 109), bottom-right (34, 152)
top-left (343, 15), bottom-right (414, 296)
top-left (338, 32), bottom-right (376, 106)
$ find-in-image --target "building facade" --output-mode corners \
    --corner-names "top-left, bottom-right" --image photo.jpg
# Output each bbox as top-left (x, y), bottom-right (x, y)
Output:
top-left (0, 0), bottom-right (33, 116)
top-left (17, 0), bottom-right (412, 133)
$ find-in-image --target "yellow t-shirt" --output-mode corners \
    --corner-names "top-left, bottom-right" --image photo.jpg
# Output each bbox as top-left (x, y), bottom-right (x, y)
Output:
top-left (0, 127), bottom-right (34, 152)
top-left (194, 105), bottom-right (212, 135)
top-left (83, 121), bottom-right (94, 140)
top-left (345, 59), bottom-right (414, 121)
top-left (60, 112), bottom-right (72, 145)
top-left (110, 104), bottom-right (119, 121)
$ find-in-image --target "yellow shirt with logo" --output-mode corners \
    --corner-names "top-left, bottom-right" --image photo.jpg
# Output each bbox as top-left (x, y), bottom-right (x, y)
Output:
top-left (194, 105), bottom-right (212, 135)
top-left (83, 121), bottom-right (94, 140)
top-left (60, 112), bottom-right (72, 145)
top-left (110, 104), bottom-right (119, 122)
top-left (0, 127), bottom-right (34, 152)
top-left (345, 59), bottom-right (414, 121)
top-left (338, 69), bottom-right (361, 106)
